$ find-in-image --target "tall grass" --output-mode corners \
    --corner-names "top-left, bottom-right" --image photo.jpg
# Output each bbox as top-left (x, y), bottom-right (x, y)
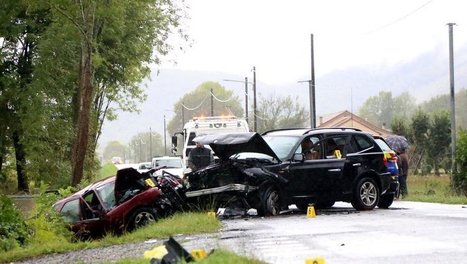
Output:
top-left (403, 174), bottom-right (467, 204)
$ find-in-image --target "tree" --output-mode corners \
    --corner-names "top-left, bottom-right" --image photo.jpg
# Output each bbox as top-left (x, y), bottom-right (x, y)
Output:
top-left (0, 0), bottom-right (50, 192)
top-left (453, 129), bottom-right (467, 195)
top-left (358, 91), bottom-right (416, 129)
top-left (426, 111), bottom-right (451, 175)
top-left (256, 95), bottom-right (308, 133)
top-left (34, 0), bottom-right (187, 186)
top-left (166, 82), bottom-right (244, 135)
top-left (391, 116), bottom-right (410, 137)
top-left (128, 132), bottom-right (164, 163)
top-left (410, 108), bottom-right (430, 175)
top-left (103, 141), bottom-right (127, 164)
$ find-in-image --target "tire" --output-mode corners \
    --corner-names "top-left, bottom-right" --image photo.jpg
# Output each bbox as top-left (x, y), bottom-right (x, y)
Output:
top-left (258, 185), bottom-right (281, 216)
top-left (127, 207), bottom-right (157, 232)
top-left (351, 177), bottom-right (380, 210)
top-left (378, 193), bottom-right (395, 209)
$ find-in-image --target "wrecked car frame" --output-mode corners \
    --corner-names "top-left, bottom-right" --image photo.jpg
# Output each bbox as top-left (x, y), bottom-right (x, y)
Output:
top-left (53, 167), bottom-right (185, 239)
top-left (184, 130), bottom-right (398, 216)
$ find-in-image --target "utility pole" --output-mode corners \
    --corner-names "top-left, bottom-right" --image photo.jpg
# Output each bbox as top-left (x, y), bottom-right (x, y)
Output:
top-left (253, 66), bottom-right (257, 132)
top-left (210, 88), bottom-right (214, 116)
top-left (163, 115), bottom-right (167, 155)
top-left (448, 23), bottom-right (457, 173)
top-left (181, 102), bottom-right (185, 126)
top-left (149, 127), bottom-right (152, 158)
top-left (310, 34), bottom-right (316, 128)
top-left (245, 77), bottom-right (249, 123)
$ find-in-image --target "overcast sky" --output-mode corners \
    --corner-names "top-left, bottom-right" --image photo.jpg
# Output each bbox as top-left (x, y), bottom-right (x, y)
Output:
top-left (162, 0), bottom-right (467, 85)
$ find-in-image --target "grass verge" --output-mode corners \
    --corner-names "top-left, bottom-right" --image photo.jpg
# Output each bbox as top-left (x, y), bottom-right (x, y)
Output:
top-left (0, 212), bottom-right (221, 263)
top-left (403, 174), bottom-right (467, 204)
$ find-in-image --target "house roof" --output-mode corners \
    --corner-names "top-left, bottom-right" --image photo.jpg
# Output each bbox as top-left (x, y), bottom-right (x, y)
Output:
top-left (317, 110), bottom-right (392, 137)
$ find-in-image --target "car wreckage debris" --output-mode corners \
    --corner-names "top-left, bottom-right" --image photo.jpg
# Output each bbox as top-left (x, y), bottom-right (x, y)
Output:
top-left (146, 236), bottom-right (210, 264)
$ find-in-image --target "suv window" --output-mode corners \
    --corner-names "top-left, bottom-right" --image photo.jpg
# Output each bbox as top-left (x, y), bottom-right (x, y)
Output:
top-left (353, 135), bottom-right (373, 151)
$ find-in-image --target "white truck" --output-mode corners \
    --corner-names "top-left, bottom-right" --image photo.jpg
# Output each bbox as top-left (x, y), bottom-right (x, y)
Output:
top-left (171, 116), bottom-right (249, 165)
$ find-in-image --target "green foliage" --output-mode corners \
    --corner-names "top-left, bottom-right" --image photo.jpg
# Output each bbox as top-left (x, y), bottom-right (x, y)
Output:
top-left (128, 131), bottom-right (164, 163)
top-left (359, 91), bottom-right (416, 129)
top-left (0, 195), bottom-right (31, 251)
top-left (100, 163), bottom-right (118, 179)
top-left (453, 130), bottom-right (467, 195)
top-left (419, 88), bottom-right (467, 129)
top-left (167, 82), bottom-right (244, 135)
top-left (256, 94), bottom-right (308, 133)
top-left (426, 111), bottom-right (451, 175)
top-left (391, 116), bottom-right (410, 136)
top-left (410, 108), bottom-right (430, 148)
top-left (103, 141), bottom-right (128, 164)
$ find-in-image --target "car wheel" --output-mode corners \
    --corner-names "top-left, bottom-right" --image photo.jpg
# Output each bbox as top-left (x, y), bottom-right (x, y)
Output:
top-left (378, 193), bottom-right (395, 209)
top-left (351, 177), bottom-right (380, 210)
top-left (295, 200), bottom-right (311, 211)
top-left (127, 207), bottom-right (157, 231)
top-left (258, 185), bottom-right (281, 216)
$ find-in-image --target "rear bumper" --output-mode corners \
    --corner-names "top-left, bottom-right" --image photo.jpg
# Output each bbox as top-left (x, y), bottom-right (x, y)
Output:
top-left (380, 172), bottom-right (399, 195)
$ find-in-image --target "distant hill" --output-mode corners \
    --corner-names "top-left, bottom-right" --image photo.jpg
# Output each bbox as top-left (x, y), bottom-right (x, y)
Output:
top-left (99, 43), bottom-right (467, 152)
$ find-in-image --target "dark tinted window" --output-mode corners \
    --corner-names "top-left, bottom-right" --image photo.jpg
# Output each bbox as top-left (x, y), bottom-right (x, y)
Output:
top-left (354, 135), bottom-right (373, 151)
top-left (60, 199), bottom-right (80, 223)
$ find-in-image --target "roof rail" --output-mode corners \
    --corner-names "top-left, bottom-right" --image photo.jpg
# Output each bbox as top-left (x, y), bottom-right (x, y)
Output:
top-left (261, 127), bottom-right (312, 135)
top-left (261, 127), bottom-right (362, 136)
top-left (310, 127), bottom-right (362, 132)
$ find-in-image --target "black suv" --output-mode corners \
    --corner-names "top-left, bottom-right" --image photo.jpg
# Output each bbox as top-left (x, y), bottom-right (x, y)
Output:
top-left (185, 128), bottom-right (399, 216)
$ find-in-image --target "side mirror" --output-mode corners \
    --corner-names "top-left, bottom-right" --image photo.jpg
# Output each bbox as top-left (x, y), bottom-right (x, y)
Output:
top-left (293, 153), bottom-right (304, 162)
top-left (171, 135), bottom-right (178, 148)
top-left (171, 147), bottom-right (177, 155)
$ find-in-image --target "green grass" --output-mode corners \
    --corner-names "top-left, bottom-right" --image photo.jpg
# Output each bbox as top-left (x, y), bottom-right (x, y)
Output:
top-left (0, 212), bottom-right (221, 263)
top-left (403, 174), bottom-right (467, 204)
top-left (113, 249), bottom-right (266, 264)
top-left (99, 163), bottom-right (118, 179)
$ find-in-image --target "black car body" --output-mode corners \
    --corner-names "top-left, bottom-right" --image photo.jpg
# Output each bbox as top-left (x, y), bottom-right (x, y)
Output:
top-left (185, 128), bottom-right (399, 216)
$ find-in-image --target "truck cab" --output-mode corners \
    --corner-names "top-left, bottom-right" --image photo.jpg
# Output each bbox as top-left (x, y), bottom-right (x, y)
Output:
top-left (171, 116), bottom-right (249, 165)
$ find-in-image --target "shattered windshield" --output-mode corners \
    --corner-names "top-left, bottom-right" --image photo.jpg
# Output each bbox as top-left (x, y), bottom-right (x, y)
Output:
top-left (96, 181), bottom-right (116, 209)
top-left (262, 135), bottom-right (300, 160)
top-left (154, 159), bottom-right (183, 168)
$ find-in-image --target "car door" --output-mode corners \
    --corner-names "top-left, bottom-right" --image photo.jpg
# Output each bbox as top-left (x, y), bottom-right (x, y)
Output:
top-left (286, 135), bottom-right (347, 199)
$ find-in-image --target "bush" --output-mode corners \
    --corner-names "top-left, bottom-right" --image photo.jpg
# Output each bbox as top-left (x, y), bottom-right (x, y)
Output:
top-left (0, 195), bottom-right (31, 251)
top-left (26, 186), bottom-right (74, 246)
top-left (453, 130), bottom-right (467, 195)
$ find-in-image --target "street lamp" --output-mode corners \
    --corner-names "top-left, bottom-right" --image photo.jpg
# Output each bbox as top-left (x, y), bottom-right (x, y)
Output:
top-left (223, 77), bottom-right (252, 123)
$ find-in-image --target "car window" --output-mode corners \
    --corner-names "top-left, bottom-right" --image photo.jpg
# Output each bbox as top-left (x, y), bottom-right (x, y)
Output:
top-left (374, 138), bottom-right (391, 151)
top-left (60, 199), bottom-right (80, 223)
top-left (324, 136), bottom-right (347, 159)
top-left (96, 181), bottom-right (116, 209)
top-left (353, 135), bottom-right (373, 151)
top-left (83, 190), bottom-right (103, 211)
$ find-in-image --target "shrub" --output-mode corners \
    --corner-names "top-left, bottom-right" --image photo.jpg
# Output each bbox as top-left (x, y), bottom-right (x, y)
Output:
top-left (0, 195), bottom-right (31, 251)
top-left (26, 186), bottom-right (74, 246)
top-left (452, 130), bottom-right (467, 195)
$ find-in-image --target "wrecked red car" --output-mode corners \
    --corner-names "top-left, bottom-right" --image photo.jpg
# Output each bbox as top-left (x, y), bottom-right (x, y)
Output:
top-left (53, 167), bottom-right (185, 239)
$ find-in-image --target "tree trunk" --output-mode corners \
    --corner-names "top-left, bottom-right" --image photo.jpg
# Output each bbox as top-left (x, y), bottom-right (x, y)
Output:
top-left (12, 130), bottom-right (29, 193)
top-left (71, 40), bottom-right (93, 186)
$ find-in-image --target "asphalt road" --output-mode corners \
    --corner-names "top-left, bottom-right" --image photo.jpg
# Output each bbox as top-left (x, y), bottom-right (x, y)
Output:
top-left (183, 201), bottom-right (467, 264)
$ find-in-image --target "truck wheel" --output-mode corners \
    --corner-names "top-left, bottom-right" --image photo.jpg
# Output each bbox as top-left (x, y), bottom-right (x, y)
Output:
top-left (378, 193), bottom-right (395, 209)
top-left (127, 207), bottom-right (157, 232)
top-left (351, 177), bottom-right (379, 210)
top-left (258, 185), bottom-right (281, 216)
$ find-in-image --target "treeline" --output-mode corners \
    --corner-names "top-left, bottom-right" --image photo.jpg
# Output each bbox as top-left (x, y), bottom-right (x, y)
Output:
top-left (0, 0), bottom-right (186, 193)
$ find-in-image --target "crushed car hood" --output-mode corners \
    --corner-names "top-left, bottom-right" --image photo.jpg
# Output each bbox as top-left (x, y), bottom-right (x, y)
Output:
top-left (193, 132), bottom-right (280, 161)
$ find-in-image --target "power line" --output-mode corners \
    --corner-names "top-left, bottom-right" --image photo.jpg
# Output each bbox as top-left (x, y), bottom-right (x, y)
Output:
top-left (364, 0), bottom-right (433, 35)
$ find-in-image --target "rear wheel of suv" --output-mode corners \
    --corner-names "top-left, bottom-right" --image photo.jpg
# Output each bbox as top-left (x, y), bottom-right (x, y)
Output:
top-left (351, 177), bottom-right (380, 210)
top-left (378, 193), bottom-right (395, 209)
top-left (258, 185), bottom-right (281, 216)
